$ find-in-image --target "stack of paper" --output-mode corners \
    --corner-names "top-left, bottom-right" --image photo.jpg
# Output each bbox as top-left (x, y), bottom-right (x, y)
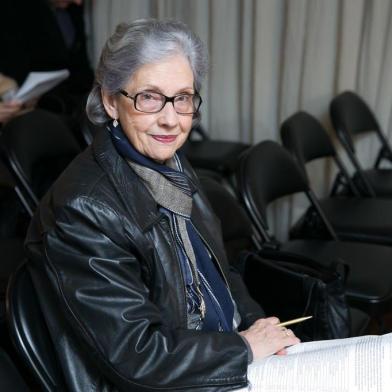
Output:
top-left (4, 69), bottom-right (70, 103)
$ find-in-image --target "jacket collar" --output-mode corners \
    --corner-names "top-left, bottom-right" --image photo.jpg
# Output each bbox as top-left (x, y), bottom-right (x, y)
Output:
top-left (91, 128), bottom-right (162, 232)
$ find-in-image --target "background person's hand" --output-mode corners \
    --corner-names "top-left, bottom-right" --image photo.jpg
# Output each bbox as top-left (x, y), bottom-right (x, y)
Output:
top-left (239, 317), bottom-right (300, 361)
top-left (0, 101), bottom-right (24, 124)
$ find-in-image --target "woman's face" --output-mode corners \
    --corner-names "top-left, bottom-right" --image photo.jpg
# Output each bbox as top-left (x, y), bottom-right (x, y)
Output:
top-left (103, 55), bottom-right (195, 163)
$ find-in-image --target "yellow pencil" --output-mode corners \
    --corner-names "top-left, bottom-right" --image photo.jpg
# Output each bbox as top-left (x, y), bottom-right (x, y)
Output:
top-left (277, 315), bottom-right (313, 328)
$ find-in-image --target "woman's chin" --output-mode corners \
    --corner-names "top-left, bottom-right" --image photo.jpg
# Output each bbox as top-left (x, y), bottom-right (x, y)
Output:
top-left (148, 149), bottom-right (177, 163)
top-left (145, 142), bottom-right (182, 163)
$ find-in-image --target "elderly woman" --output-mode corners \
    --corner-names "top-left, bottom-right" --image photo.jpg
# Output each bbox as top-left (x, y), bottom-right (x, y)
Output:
top-left (25, 19), bottom-right (299, 391)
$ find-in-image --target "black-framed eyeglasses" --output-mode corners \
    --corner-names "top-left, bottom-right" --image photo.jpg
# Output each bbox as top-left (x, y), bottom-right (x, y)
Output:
top-left (119, 90), bottom-right (202, 115)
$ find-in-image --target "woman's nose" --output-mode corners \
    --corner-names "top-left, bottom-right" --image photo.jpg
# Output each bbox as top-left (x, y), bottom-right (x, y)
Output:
top-left (157, 102), bottom-right (179, 127)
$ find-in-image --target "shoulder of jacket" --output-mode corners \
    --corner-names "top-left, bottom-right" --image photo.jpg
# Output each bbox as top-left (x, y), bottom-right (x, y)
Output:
top-left (52, 148), bottom-right (116, 205)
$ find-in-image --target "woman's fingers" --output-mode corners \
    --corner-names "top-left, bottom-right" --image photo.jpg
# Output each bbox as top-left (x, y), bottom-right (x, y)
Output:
top-left (252, 316), bottom-right (280, 328)
top-left (239, 318), bottom-right (300, 361)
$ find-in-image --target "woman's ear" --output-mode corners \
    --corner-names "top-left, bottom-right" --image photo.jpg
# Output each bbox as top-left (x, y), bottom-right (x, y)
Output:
top-left (101, 90), bottom-right (119, 120)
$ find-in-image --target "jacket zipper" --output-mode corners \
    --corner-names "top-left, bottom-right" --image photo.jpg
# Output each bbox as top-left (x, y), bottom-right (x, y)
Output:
top-left (161, 215), bottom-right (189, 328)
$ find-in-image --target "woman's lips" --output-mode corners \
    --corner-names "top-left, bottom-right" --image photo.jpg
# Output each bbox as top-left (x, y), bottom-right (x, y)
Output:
top-left (151, 135), bottom-right (177, 143)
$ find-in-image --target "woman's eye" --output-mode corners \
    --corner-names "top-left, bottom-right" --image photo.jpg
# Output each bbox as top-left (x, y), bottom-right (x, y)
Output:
top-left (140, 93), bottom-right (155, 101)
top-left (176, 95), bottom-right (191, 102)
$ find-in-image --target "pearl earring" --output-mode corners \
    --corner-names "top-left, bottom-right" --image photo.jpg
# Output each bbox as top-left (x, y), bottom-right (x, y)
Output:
top-left (113, 119), bottom-right (119, 127)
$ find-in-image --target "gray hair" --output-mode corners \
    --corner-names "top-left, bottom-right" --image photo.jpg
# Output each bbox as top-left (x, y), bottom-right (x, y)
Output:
top-left (86, 18), bottom-right (208, 125)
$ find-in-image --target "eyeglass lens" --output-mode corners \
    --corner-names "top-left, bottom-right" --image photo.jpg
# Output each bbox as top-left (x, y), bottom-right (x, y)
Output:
top-left (135, 92), bottom-right (200, 114)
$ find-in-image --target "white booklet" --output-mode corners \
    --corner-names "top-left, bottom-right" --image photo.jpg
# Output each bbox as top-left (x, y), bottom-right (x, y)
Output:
top-left (3, 69), bottom-right (70, 103)
top-left (235, 333), bottom-right (392, 392)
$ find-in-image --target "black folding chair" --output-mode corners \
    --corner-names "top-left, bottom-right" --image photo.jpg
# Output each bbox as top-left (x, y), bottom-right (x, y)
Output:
top-left (199, 176), bottom-right (370, 337)
top-left (0, 109), bottom-right (81, 210)
top-left (6, 262), bottom-right (65, 392)
top-left (280, 111), bottom-right (392, 246)
top-left (235, 140), bottom-right (392, 323)
top-left (330, 90), bottom-right (392, 197)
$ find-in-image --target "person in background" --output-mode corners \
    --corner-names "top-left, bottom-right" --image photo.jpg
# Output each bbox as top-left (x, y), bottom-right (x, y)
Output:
top-left (0, 0), bottom-right (93, 130)
top-left (25, 19), bottom-right (299, 391)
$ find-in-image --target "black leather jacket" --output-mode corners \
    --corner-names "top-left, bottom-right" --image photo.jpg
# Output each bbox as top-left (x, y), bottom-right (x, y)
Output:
top-left (25, 129), bottom-right (264, 391)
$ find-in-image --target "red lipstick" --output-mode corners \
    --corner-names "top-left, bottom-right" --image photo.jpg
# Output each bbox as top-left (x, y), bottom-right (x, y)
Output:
top-left (151, 135), bottom-right (177, 143)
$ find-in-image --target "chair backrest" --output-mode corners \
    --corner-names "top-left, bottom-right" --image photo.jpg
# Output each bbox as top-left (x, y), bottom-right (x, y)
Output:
top-left (189, 124), bottom-right (210, 141)
top-left (330, 90), bottom-right (392, 161)
top-left (0, 160), bottom-right (33, 218)
top-left (330, 91), bottom-right (380, 154)
top-left (281, 111), bottom-right (336, 166)
top-left (281, 111), bottom-right (359, 196)
top-left (330, 91), bottom-right (392, 195)
top-left (236, 141), bottom-right (309, 235)
top-left (0, 109), bottom-right (81, 207)
top-left (199, 177), bottom-right (259, 265)
top-left (236, 140), bottom-right (338, 242)
top-left (6, 262), bottom-right (64, 392)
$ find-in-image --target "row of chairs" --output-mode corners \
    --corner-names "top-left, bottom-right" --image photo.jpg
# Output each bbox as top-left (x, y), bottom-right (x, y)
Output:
top-left (193, 91), bottom-right (392, 334)
top-left (187, 90), bottom-right (392, 199)
top-left (199, 139), bottom-right (392, 332)
top-left (281, 111), bottom-right (392, 246)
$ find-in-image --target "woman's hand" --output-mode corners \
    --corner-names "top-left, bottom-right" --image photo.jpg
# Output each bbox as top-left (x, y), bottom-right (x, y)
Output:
top-left (239, 317), bottom-right (300, 361)
top-left (0, 100), bottom-right (23, 124)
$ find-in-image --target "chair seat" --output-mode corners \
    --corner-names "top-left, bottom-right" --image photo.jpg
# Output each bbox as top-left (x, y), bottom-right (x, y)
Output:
top-left (181, 140), bottom-right (249, 174)
top-left (354, 169), bottom-right (392, 197)
top-left (320, 198), bottom-right (392, 245)
top-left (279, 239), bottom-right (392, 316)
top-left (292, 197), bottom-right (392, 246)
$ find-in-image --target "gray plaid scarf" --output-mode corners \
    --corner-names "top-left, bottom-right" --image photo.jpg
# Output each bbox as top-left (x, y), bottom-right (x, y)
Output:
top-left (128, 159), bottom-right (206, 319)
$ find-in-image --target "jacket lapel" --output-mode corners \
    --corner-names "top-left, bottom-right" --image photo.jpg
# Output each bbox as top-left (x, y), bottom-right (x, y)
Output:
top-left (91, 129), bottom-right (162, 232)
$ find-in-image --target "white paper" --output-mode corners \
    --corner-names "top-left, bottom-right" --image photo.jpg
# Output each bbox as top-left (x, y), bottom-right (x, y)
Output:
top-left (239, 333), bottom-right (392, 392)
top-left (6, 70), bottom-right (70, 103)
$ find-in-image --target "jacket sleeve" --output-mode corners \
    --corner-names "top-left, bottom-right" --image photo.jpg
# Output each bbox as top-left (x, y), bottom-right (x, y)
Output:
top-left (29, 195), bottom-right (249, 391)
